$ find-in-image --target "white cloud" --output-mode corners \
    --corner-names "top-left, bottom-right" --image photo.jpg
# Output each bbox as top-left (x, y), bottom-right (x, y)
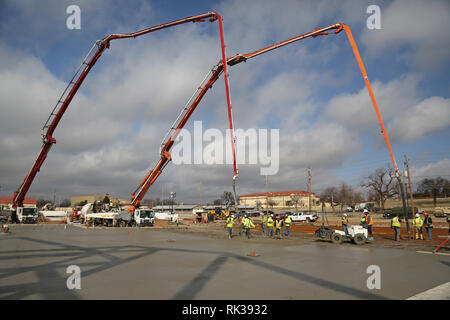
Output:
top-left (411, 158), bottom-right (450, 183)
top-left (361, 0), bottom-right (450, 70)
top-left (387, 97), bottom-right (450, 142)
top-left (324, 74), bottom-right (421, 131)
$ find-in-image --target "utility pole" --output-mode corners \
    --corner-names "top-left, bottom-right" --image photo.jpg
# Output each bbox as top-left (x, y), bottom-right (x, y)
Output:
top-left (265, 175), bottom-right (268, 215)
top-left (200, 182), bottom-right (203, 207)
top-left (308, 168), bottom-right (311, 213)
top-left (405, 154), bottom-right (415, 239)
top-left (331, 191), bottom-right (335, 214)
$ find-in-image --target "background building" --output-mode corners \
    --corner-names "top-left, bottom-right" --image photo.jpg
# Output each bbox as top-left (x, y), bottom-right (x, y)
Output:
top-left (71, 194), bottom-right (129, 206)
top-left (0, 197), bottom-right (36, 210)
top-left (239, 190), bottom-right (321, 211)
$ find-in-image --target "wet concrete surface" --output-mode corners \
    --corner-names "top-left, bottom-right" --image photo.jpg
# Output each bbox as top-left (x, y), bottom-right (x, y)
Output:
top-left (0, 224), bottom-right (449, 300)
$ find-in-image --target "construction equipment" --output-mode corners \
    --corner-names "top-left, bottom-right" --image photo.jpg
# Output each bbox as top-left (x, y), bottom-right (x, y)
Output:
top-left (11, 12), bottom-right (235, 222)
top-left (130, 22), bottom-right (403, 217)
top-left (14, 18), bottom-right (403, 221)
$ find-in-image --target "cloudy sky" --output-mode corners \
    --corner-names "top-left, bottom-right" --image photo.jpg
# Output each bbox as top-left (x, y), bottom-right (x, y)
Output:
top-left (0, 0), bottom-right (449, 204)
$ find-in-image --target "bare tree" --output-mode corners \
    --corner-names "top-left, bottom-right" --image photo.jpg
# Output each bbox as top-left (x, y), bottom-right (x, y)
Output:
top-left (221, 191), bottom-right (235, 206)
top-left (417, 177), bottom-right (450, 207)
top-left (361, 167), bottom-right (396, 212)
top-left (290, 194), bottom-right (301, 211)
top-left (255, 200), bottom-right (263, 211)
top-left (268, 199), bottom-right (277, 210)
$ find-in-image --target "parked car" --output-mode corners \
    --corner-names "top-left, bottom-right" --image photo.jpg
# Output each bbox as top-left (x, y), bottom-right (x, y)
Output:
top-left (383, 206), bottom-right (418, 219)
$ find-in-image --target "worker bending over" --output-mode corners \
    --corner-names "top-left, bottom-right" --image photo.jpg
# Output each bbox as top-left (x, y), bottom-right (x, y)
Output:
top-left (412, 213), bottom-right (423, 240)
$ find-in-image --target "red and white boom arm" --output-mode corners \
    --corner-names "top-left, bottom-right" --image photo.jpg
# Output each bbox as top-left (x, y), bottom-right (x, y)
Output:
top-left (131, 23), bottom-right (402, 209)
top-left (12, 12), bottom-right (234, 208)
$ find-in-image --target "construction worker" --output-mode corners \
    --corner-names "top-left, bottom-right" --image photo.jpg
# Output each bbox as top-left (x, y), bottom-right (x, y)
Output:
top-left (447, 214), bottom-right (450, 235)
top-left (360, 213), bottom-right (366, 227)
top-left (275, 218), bottom-right (283, 239)
top-left (364, 209), bottom-right (374, 240)
top-left (261, 213), bottom-right (267, 236)
top-left (283, 215), bottom-right (292, 237)
top-left (342, 214), bottom-right (349, 235)
top-left (412, 213), bottom-right (423, 240)
top-left (391, 214), bottom-right (401, 241)
top-left (226, 214), bottom-right (235, 239)
top-left (240, 214), bottom-right (246, 236)
top-left (423, 212), bottom-right (433, 240)
top-left (243, 215), bottom-right (255, 239)
top-left (267, 214), bottom-right (274, 238)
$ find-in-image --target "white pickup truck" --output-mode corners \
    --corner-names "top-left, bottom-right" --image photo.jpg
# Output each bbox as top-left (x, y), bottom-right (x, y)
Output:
top-left (288, 211), bottom-right (319, 223)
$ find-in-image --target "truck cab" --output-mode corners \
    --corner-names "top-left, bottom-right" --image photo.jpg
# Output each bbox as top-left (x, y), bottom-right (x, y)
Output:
top-left (17, 207), bottom-right (38, 224)
top-left (134, 209), bottom-right (155, 226)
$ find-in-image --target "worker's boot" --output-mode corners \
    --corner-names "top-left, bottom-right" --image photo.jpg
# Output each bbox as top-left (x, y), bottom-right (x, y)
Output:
top-left (420, 234), bottom-right (423, 240)
top-left (415, 233), bottom-right (418, 240)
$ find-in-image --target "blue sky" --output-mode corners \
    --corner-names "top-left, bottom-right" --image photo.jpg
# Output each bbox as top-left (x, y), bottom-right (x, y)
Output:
top-left (0, 0), bottom-right (449, 204)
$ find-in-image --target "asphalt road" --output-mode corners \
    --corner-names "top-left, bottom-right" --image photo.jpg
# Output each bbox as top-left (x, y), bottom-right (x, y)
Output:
top-left (0, 225), bottom-right (449, 300)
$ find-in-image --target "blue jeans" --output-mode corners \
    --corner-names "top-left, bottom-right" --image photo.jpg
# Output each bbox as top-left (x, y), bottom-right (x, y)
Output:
top-left (261, 224), bottom-right (266, 236)
top-left (394, 227), bottom-right (400, 241)
top-left (245, 228), bottom-right (251, 239)
top-left (227, 227), bottom-right (232, 238)
top-left (342, 224), bottom-right (348, 234)
top-left (283, 225), bottom-right (290, 236)
top-left (426, 227), bottom-right (432, 240)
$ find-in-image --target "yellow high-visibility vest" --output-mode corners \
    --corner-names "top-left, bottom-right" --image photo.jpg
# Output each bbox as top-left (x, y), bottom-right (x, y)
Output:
top-left (262, 216), bottom-right (268, 225)
top-left (284, 217), bottom-right (292, 226)
top-left (413, 217), bottom-right (423, 228)
top-left (276, 220), bottom-right (282, 229)
top-left (226, 217), bottom-right (234, 228)
top-left (392, 216), bottom-right (401, 227)
top-left (267, 217), bottom-right (274, 227)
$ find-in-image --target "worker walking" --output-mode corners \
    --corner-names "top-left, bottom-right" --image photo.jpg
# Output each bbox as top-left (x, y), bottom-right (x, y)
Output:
top-left (239, 214), bottom-right (246, 236)
top-left (423, 212), bottom-right (433, 240)
top-left (364, 209), bottom-right (374, 240)
top-left (342, 214), bottom-right (349, 235)
top-left (243, 215), bottom-right (255, 239)
top-left (283, 215), bottom-right (292, 237)
top-left (391, 214), bottom-right (401, 241)
top-left (412, 213), bottom-right (423, 240)
top-left (275, 218), bottom-right (283, 239)
top-left (267, 214), bottom-right (274, 238)
top-left (226, 214), bottom-right (235, 239)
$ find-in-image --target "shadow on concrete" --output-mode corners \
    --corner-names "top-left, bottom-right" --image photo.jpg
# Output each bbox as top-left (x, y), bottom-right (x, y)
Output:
top-left (0, 235), bottom-right (388, 300)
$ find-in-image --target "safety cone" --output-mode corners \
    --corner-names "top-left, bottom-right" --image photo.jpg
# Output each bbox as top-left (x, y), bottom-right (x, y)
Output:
top-left (167, 239), bottom-right (175, 242)
top-left (247, 252), bottom-right (259, 257)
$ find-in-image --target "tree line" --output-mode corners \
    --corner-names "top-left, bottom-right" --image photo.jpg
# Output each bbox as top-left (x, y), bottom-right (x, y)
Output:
top-left (321, 167), bottom-right (449, 211)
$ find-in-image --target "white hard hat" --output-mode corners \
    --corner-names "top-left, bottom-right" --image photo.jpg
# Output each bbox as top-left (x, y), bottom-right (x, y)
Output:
top-left (344, 214), bottom-right (347, 217)
top-left (364, 209), bottom-right (368, 213)
top-left (415, 213), bottom-right (419, 217)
